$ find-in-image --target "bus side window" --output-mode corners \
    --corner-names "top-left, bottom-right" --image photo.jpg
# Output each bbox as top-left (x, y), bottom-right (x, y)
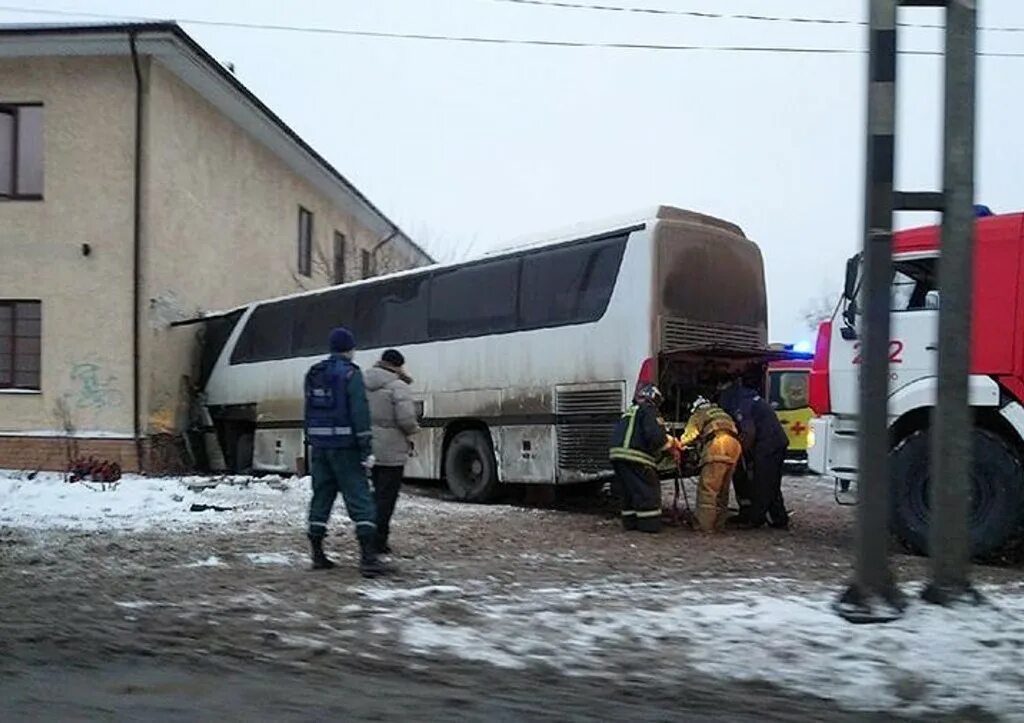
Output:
top-left (429, 258), bottom-right (519, 339)
top-left (519, 236), bottom-right (626, 329)
top-left (291, 289), bottom-right (355, 358)
top-left (231, 301), bottom-right (294, 364)
top-left (353, 274), bottom-right (430, 349)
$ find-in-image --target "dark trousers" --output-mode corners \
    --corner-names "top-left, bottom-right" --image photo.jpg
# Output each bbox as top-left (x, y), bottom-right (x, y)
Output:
top-left (372, 465), bottom-right (404, 546)
top-left (611, 461), bottom-right (662, 532)
top-left (308, 447), bottom-right (377, 541)
top-left (748, 446), bottom-right (788, 527)
top-left (732, 457), bottom-right (754, 514)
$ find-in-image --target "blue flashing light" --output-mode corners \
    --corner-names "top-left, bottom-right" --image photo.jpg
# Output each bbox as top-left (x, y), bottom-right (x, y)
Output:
top-left (975, 204), bottom-right (994, 218)
top-left (793, 340), bottom-right (813, 354)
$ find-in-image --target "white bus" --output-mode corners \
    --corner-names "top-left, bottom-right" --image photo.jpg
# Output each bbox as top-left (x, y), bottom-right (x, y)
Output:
top-left (191, 206), bottom-right (769, 501)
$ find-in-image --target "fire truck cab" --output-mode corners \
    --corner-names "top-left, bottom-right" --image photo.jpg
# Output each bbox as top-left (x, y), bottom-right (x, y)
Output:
top-left (808, 210), bottom-right (1024, 556)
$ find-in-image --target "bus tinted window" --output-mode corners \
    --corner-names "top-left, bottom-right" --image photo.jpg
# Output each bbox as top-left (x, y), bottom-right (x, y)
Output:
top-left (519, 235), bottom-right (626, 329)
top-left (230, 301), bottom-right (294, 363)
top-left (200, 310), bottom-right (243, 386)
top-left (355, 274), bottom-right (430, 348)
top-left (429, 258), bottom-right (520, 339)
top-left (230, 232), bottom-right (630, 364)
top-left (292, 289), bottom-right (356, 358)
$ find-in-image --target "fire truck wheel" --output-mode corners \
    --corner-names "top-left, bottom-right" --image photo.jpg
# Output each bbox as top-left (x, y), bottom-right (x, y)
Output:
top-left (890, 428), bottom-right (1024, 558)
top-left (444, 429), bottom-right (500, 503)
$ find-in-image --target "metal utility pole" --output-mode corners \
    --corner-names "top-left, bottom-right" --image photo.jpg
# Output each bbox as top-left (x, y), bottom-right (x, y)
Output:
top-left (924, 0), bottom-right (980, 606)
top-left (836, 0), bottom-right (905, 623)
top-left (837, 0), bottom-right (982, 620)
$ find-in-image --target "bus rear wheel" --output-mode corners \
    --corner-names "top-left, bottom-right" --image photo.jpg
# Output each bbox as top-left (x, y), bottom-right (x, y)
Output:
top-left (890, 427), bottom-right (1024, 558)
top-left (444, 429), bottom-right (499, 503)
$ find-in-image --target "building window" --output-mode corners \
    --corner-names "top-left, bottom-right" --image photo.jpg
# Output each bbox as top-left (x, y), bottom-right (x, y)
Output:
top-left (297, 206), bottom-right (313, 277)
top-left (333, 231), bottom-right (346, 284)
top-left (0, 301), bottom-right (41, 390)
top-left (0, 103), bottom-right (44, 200)
top-left (361, 249), bottom-right (372, 279)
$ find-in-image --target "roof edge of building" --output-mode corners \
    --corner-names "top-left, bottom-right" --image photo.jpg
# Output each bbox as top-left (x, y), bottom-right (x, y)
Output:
top-left (0, 21), bottom-right (433, 264)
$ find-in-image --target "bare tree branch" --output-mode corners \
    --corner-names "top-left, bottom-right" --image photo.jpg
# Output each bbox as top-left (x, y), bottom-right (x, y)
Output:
top-left (800, 290), bottom-right (841, 332)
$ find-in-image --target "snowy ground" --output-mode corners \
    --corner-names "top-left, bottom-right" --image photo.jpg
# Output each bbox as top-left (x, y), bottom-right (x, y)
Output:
top-left (2, 470), bottom-right (1022, 720)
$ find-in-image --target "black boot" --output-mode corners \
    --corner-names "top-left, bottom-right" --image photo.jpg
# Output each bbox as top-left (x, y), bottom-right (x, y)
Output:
top-left (358, 531), bottom-right (388, 578)
top-left (308, 535), bottom-right (335, 570)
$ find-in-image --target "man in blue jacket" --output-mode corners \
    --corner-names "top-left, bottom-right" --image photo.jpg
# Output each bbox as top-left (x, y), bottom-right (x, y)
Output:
top-left (304, 327), bottom-right (386, 577)
top-left (717, 376), bottom-right (791, 529)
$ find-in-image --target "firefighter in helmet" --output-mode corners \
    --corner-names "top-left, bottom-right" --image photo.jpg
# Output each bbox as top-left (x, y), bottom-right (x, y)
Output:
top-left (677, 395), bottom-right (743, 532)
top-left (609, 383), bottom-right (678, 533)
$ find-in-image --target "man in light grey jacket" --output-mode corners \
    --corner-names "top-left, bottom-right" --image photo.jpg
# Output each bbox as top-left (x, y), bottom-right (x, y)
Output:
top-left (364, 349), bottom-right (420, 554)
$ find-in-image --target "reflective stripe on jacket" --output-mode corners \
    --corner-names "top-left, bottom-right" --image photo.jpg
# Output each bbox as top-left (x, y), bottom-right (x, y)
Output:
top-left (609, 403), bottom-right (667, 468)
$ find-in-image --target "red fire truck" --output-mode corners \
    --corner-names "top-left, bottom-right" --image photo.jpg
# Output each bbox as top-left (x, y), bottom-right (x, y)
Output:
top-left (808, 209), bottom-right (1024, 556)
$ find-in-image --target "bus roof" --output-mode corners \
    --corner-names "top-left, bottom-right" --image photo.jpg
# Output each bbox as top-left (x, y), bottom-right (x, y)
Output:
top-left (494, 205), bottom-right (745, 256)
top-left (177, 205), bottom-right (747, 324)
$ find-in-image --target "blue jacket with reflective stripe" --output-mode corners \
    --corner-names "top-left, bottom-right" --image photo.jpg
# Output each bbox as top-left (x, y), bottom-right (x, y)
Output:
top-left (304, 355), bottom-right (373, 453)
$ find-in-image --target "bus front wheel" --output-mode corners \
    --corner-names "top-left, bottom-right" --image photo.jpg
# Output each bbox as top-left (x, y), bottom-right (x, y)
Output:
top-left (444, 429), bottom-right (499, 503)
top-left (890, 427), bottom-right (1024, 558)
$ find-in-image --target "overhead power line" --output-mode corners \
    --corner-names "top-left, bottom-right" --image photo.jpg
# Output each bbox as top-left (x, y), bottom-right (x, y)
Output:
top-left (0, 4), bottom-right (1023, 57)
top-left (482, 0), bottom-right (1024, 33)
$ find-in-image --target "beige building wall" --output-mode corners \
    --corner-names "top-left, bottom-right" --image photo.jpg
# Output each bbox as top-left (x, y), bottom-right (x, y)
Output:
top-left (139, 61), bottom-right (407, 438)
top-left (0, 56), bottom-right (136, 438)
top-left (1, 51), bottom-right (427, 470)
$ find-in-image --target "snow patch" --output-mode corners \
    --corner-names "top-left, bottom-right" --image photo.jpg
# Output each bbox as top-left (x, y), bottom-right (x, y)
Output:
top-left (182, 556), bottom-right (226, 568)
top-left (389, 579), bottom-right (1024, 717)
top-left (0, 472), bottom-right (306, 531)
top-left (0, 471), bottom-right (545, 532)
top-left (402, 620), bottom-right (526, 669)
top-left (113, 600), bottom-right (173, 610)
top-left (245, 552), bottom-right (294, 566)
top-left (358, 585), bottom-right (463, 602)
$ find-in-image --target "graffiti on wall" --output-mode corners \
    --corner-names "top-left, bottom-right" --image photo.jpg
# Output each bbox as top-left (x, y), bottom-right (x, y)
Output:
top-left (68, 362), bottom-right (124, 409)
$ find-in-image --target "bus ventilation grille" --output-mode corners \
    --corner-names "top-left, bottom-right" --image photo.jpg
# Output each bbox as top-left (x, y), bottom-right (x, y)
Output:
top-left (661, 318), bottom-right (765, 352)
top-left (555, 387), bottom-right (623, 473)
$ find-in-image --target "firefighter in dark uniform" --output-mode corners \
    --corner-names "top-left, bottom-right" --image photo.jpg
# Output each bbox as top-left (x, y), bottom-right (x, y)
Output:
top-left (304, 327), bottom-right (387, 577)
top-left (717, 377), bottom-right (790, 529)
top-left (609, 384), bottom-right (678, 533)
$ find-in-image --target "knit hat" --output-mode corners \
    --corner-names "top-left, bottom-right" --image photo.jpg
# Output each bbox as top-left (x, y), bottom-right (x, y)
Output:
top-left (328, 327), bottom-right (356, 353)
top-left (381, 349), bottom-right (405, 368)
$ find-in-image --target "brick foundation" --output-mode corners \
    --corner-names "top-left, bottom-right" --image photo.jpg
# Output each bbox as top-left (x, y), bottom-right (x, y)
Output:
top-left (0, 436), bottom-right (140, 473)
top-left (0, 433), bottom-right (201, 475)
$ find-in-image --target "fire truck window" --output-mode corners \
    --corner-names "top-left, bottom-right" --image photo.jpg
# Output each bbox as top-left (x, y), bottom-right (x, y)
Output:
top-left (890, 259), bottom-right (937, 312)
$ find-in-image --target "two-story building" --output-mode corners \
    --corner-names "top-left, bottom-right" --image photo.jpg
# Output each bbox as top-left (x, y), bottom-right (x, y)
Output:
top-left (0, 22), bottom-right (432, 472)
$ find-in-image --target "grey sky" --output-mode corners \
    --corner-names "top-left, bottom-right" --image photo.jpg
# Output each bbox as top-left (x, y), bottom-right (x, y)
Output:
top-left (4, 0), bottom-right (1023, 342)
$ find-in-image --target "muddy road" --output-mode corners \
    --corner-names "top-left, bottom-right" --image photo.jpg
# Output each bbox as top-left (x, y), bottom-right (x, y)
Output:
top-left (0, 474), bottom-right (1017, 721)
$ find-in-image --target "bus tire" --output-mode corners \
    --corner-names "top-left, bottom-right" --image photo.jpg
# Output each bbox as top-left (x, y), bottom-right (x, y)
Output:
top-left (444, 429), bottom-right (499, 503)
top-left (890, 427), bottom-right (1024, 558)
